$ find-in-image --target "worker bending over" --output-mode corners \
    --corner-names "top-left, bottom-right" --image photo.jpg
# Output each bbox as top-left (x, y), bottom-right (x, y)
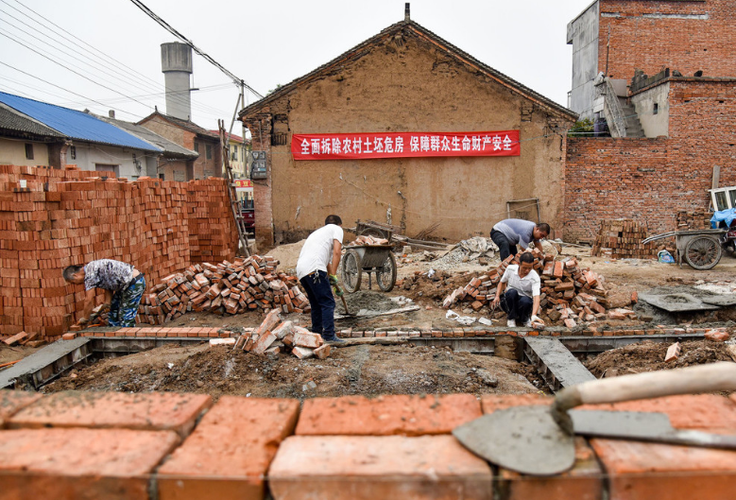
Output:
top-left (491, 219), bottom-right (550, 261)
top-left (63, 259), bottom-right (145, 327)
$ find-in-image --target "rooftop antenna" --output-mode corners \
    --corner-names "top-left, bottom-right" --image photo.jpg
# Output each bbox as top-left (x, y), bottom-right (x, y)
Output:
top-left (405, 2), bottom-right (410, 21)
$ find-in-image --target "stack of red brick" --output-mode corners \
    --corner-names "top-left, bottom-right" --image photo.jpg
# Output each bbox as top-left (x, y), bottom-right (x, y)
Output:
top-left (233, 309), bottom-right (332, 359)
top-left (0, 165), bottom-right (237, 339)
top-left (137, 256), bottom-right (310, 324)
top-left (591, 219), bottom-right (657, 259)
top-left (676, 210), bottom-right (712, 231)
top-left (442, 252), bottom-right (635, 326)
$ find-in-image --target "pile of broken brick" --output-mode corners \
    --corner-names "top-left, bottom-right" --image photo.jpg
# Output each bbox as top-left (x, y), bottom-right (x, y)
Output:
top-left (2, 331), bottom-right (47, 349)
top-left (136, 256), bottom-right (311, 325)
top-left (442, 250), bottom-right (636, 327)
top-left (232, 309), bottom-right (332, 360)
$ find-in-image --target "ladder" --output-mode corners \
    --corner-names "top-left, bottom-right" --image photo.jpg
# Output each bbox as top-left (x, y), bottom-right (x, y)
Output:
top-left (218, 120), bottom-right (254, 257)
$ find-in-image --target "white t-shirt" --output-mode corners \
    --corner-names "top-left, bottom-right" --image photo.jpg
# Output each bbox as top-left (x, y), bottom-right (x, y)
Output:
top-left (296, 224), bottom-right (344, 280)
top-left (500, 264), bottom-right (541, 298)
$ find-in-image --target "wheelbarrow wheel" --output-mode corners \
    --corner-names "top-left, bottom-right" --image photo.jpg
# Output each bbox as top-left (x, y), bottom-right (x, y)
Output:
top-left (376, 252), bottom-right (397, 292)
top-left (341, 250), bottom-right (362, 293)
top-left (684, 236), bottom-right (722, 270)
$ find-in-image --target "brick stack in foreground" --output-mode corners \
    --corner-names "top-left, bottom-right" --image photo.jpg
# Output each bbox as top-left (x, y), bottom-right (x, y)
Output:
top-left (0, 165), bottom-right (237, 338)
top-left (1, 389), bottom-right (735, 499)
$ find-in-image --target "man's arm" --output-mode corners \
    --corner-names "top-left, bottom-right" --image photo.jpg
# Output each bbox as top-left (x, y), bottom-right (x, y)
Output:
top-left (327, 239), bottom-right (342, 276)
top-left (532, 295), bottom-right (541, 317)
top-left (79, 289), bottom-right (97, 323)
top-left (534, 240), bottom-right (544, 253)
top-left (492, 281), bottom-right (506, 306)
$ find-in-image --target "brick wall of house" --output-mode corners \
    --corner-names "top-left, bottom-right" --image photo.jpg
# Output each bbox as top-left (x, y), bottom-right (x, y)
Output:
top-left (564, 79), bottom-right (736, 242)
top-left (599, 0), bottom-right (736, 80)
top-left (0, 166), bottom-right (237, 338)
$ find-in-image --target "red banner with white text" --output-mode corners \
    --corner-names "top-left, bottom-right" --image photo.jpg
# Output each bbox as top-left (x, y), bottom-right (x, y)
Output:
top-left (291, 130), bottom-right (520, 160)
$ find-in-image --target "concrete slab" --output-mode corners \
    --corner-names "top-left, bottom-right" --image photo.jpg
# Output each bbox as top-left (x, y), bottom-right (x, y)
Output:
top-left (0, 338), bottom-right (91, 390)
top-left (524, 337), bottom-right (596, 390)
top-left (639, 293), bottom-right (720, 312)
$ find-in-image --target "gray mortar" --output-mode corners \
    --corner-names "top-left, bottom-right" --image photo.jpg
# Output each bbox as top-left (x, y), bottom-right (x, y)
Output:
top-left (634, 285), bottom-right (736, 326)
top-left (343, 290), bottom-right (398, 313)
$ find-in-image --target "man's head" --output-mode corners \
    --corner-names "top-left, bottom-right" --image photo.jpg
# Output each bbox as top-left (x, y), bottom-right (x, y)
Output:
top-left (533, 223), bottom-right (550, 241)
top-left (325, 215), bottom-right (342, 226)
top-left (63, 264), bottom-right (85, 285)
top-left (518, 252), bottom-right (535, 277)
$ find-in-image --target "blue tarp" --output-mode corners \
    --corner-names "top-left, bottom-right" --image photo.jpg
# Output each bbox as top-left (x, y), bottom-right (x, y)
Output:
top-left (0, 91), bottom-right (160, 152)
top-left (710, 208), bottom-right (736, 229)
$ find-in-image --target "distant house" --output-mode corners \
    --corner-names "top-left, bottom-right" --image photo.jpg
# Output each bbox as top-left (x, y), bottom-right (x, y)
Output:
top-left (97, 113), bottom-right (198, 181)
top-left (208, 130), bottom-right (250, 179)
top-left (0, 91), bottom-right (159, 179)
top-left (138, 111), bottom-right (222, 179)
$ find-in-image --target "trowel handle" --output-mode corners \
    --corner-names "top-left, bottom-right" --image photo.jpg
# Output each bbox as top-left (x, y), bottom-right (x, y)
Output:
top-left (566, 362), bottom-right (736, 409)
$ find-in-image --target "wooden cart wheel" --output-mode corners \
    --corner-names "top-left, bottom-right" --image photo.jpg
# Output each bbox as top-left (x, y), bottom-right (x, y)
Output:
top-left (376, 252), bottom-right (397, 292)
top-left (341, 250), bottom-right (362, 293)
top-left (684, 236), bottom-right (722, 270)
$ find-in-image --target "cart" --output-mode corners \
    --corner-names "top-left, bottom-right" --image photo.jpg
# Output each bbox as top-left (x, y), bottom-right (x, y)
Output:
top-left (340, 244), bottom-right (397, 293)
top-left (351, 219), bottom-right (402, 240)
top-left (642, 229), bottom-right (729, 270)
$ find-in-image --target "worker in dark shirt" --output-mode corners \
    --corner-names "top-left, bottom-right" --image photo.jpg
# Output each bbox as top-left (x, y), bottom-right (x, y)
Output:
top-left (63, 259), bottom-right (145, 327)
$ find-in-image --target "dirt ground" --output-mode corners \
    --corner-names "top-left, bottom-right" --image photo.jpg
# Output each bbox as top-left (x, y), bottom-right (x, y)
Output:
top-left (6, 239), bottom-right (736, 398)
top-left (42, 343), bottom-right (540, 400)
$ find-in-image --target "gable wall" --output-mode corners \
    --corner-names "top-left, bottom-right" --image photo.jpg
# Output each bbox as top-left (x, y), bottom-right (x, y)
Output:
top-left (245, 33), bottom-right (574, 247)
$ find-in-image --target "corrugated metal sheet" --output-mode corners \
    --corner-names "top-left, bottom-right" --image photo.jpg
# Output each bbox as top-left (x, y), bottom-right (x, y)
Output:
top-left (0, 92), bottom-right (161, 152)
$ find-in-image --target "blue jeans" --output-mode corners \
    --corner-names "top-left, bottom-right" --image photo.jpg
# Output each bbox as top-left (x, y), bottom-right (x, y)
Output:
top-left (500, 288), bottom-right (533, 322)
top-left (299, 270), bottom-right (337, 340)
top-left (491, 229), bottom-right (517, 261)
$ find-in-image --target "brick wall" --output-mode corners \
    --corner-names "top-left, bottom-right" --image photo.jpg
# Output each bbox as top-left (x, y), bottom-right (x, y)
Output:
top-left (600, 0), bottom-right (736, 80)
top-left (564, 79), bottom-right (736, 242)
top-left (0, 165), bottom-right (237, 338)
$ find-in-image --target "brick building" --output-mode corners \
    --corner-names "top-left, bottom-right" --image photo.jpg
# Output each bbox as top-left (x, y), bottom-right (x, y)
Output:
top-left (239, 17), bottom-right (576, 249)
top-left (138, 111), bottom-right (222, 180)
top-left (568, 0), bottom-right (736, 120)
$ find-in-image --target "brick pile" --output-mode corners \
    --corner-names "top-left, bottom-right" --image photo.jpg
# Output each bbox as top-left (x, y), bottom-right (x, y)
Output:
top-left (233, 309), bottom-right (332, 359)
top-left (676, 210), bottom-right (712, 231)
top-left (442, 252), bottom-right (636, 326)
top-left (137, 256), bottom-right (310, 324)
top-left (591, 219), bottom-right (657, 259)
top-left (0, 165), bottom-right (237, 339)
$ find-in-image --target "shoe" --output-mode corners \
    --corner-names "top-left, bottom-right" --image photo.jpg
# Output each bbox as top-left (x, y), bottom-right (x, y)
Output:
top-left (322, 336), bottom-right (345, 343)
top-left (524, 319), bottom-right (532, 328)
top-left (506, 319), bottom-right (516, 327)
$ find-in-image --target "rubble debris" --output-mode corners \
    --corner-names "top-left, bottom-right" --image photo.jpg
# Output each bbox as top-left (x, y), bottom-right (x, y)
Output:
top-left (3, 332), bottom-right (28, 346)
top-left (441, 251), bottom-right (631, 326)
top-left (425, 237), bottom-right (497, 269)
top-left (347, 235), bottom-right (390, 246)
top-left (665, 342), bottom-right (681, 362)
top-left (592, 219), bottom-right (658, 259)
top-left (704, 329), bottom-right (730, 342)
top-left (233, 310), bottom-right (331, 360)
top-left (136, 256), bottom-right (310, 325)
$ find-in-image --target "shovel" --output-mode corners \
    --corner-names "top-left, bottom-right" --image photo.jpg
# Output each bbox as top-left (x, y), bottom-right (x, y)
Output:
top-left (453, 362), bottom-right (736, 476)
top-left (333, 283), bottom-right (355, 316)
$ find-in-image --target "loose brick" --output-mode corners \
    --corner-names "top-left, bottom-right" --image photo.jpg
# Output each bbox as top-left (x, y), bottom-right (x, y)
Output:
top-left (269, 435), bottom-right (492, 500)
top-left (9, 391), bottom-right (212, 438)
top-left (0, 428), bottom-right (179, 500)
top-left (297, 394), bottom-right (482, 436)
top-left (157, 396), bottom-right (299, 500)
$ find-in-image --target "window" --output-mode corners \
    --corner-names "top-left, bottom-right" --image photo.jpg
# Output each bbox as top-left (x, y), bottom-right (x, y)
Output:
top-left (70, 146), bottom-right (76, 159)
top-left (206, 144), bottom-right (212, 160)
top-left (24, 143), bottom-right (33, 160)
top-left (711, 186), bottom-right (736, 211)
top-left (231, 145), bottom-right (238, 161)
top-left (194, 142), bottom-right (199, 153)
top-left (653, 103), bottom-right (659, 115)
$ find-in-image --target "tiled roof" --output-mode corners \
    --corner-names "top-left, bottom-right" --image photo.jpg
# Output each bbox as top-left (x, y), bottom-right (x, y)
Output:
top-left (0, 91), bottom-right (160, 151)
top-left (0, 104), bottom-right (65, 139)
top-left (137, 111), bottom-right (219, 140)
top-left (97, 115), bottom-right (198, 159)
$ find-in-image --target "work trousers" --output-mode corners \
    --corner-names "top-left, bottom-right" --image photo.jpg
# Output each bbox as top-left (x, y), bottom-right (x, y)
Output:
top-left (500, 288), bottom-right (533, 322)
top-left (491, 229), bottom-right (517, 262)
top-left (299, 270), bottom-right (337, 341)
top-left (108, 274), bottom-right (146, 327)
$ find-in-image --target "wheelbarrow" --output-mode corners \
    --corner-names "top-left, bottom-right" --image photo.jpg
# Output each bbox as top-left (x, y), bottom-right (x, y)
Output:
top-left (340, 244), bottom-right (397, 293)
top-left (642, 229), bottom-right (729, 270)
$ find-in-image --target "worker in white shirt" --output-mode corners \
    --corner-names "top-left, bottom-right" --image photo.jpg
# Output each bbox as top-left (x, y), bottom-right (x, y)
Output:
top-left (491, 252), bottom-right (543, 327)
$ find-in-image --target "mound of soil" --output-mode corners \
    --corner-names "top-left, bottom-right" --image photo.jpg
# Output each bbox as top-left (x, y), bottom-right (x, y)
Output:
top-left (584, 340), bottom-right (735, 378)
top-left (43, 343), bottom-right (539, 401)
top-left (399, 270), bottom-right (482, 306)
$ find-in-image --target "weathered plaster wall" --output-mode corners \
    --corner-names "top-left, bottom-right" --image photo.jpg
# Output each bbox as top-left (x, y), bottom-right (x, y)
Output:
top-left (245, 32), bottom-right (573, 246)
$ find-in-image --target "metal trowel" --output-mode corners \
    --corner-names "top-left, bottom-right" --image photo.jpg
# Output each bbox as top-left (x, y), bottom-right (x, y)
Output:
top-left (453, 362), bottom-right (736, 476)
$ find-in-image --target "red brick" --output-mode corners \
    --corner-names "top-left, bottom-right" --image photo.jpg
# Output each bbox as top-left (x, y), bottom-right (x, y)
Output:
top-left (481, 394), bottom-right (550, 414)
top-left (0, 428), bottom-right (179, 499)
top-left (269, 435), bottom-right (492, 499)
top-left (9, 391), bottom-right (211, 438)
top-left (297, 394), bottom-right (482, 436)
top-left (0, 390), bottom-right (42, 428)
top-left (157, 396), bottom-right (299, 500)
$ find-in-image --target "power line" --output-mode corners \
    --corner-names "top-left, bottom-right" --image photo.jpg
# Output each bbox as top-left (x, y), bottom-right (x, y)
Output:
top-left (129, 0), bottom-right (263, 99)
